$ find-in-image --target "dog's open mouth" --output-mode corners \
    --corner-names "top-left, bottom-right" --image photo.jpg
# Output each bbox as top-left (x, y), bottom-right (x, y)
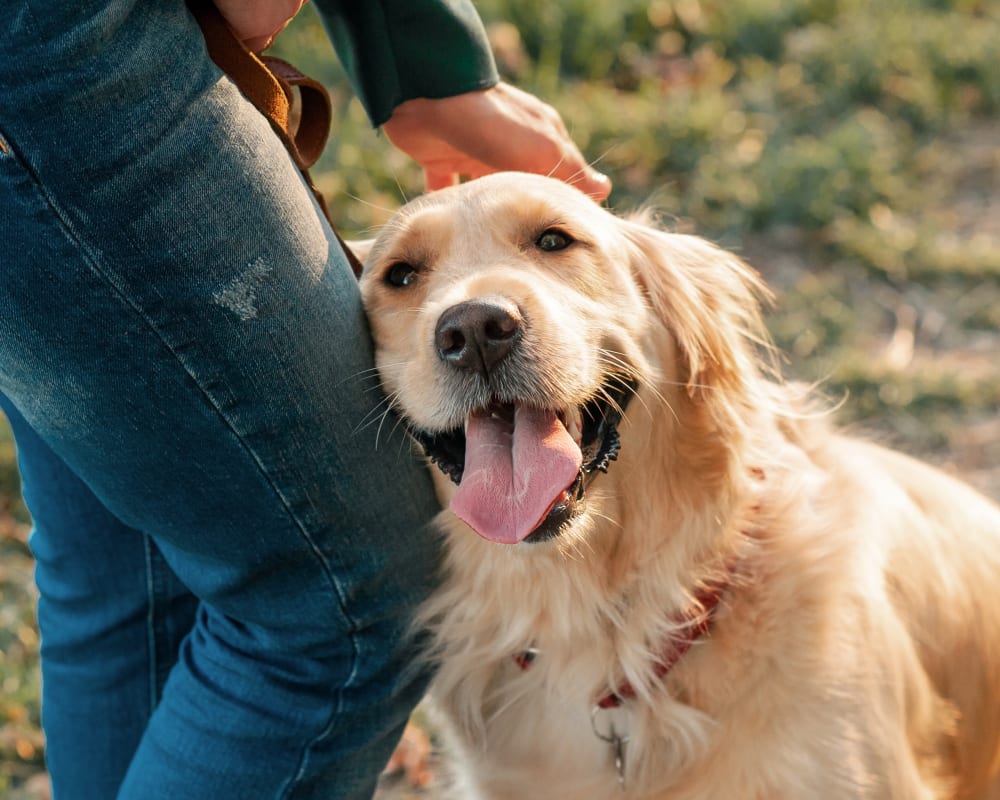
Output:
top-left (411, 378), bottom-right (637, 545)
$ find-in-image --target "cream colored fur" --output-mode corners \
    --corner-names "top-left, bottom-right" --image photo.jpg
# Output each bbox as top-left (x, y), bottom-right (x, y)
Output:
top-left (357, 173), bottom-right (1000, 799)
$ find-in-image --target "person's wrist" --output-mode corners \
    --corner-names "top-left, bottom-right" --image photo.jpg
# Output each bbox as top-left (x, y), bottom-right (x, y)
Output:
top-left (386, 90), bottom-right (489, 129)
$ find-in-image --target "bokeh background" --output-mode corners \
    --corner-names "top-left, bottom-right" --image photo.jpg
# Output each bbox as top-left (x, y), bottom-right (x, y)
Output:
top-left (2, 0), bottom-right (998, 795)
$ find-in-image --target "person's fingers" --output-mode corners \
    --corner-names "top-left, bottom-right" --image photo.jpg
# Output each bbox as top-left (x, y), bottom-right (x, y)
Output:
top-left (383, 84), bottom-right (612, 199)
top-left (536, 104), bottom-right (611, 198)
top-left (580, 170), bottom-right (613, 201)
top-left (424, 168), bottom-right (460, 192)
top-left (431, 86), bottom-right (612, 200)
top-left (546, 158), bottom-right (612, 201)
top-left (456, 130), bottom-right (611, 200)
top-left (241, 33), bottom-right (277, 52)
top-left (215, 0), bottom-right (306, 51)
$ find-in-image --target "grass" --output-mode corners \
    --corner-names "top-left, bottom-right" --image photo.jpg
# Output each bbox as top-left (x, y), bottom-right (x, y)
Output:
top-left (0, 419), bottom-right (43, 798)
top-left (2, 0), bottom-right (998, 793)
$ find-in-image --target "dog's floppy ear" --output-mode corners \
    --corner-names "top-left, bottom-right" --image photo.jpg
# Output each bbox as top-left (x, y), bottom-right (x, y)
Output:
top-left (621, 216), bottom-right (772, 400)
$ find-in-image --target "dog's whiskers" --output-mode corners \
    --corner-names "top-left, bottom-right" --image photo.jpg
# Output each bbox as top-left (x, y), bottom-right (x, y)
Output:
top-left (375, 389), bottom-right (420, 451)
top-left (598, 354), bottom-right (679, 423)
top-left (388, 165), bottom-right (410, 206)
top-left (595, 350), bottom-right (644, 385)
top-left (548, 141), bottom-right (620, 191)
top-left (544, 152), bottom-right (571, 182)
top-left (608, 374), bottom-right (665, 423)
top-left (586, 507), bottom-right (624, 532)
top-left (592, 383), bottom-right (626, 421)
top-left (343, 192), bottom-right (399, 218)
top-left (351, 394), bottom-right (398, 440)
top-left (338, 360), bottom-right (411, 389)
top-left (556, 534), bottom-right (590, 563)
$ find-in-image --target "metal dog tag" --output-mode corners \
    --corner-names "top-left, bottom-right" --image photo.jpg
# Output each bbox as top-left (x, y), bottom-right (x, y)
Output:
top-left (591, 704), bottom-right (630, 789)
top-left (613, 733), bottom-right (627, 788)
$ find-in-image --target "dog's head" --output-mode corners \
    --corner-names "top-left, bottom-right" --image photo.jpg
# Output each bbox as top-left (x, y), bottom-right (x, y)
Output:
top-left (359, 172), bottom-right (770, 549)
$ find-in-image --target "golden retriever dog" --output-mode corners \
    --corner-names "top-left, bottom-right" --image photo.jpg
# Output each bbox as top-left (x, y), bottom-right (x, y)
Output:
top-left (356, 172), bottom-right (1000, 799)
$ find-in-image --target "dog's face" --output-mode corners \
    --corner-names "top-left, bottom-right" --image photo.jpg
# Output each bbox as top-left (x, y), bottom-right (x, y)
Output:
top-left (359, 172), bottom-right (765, 548)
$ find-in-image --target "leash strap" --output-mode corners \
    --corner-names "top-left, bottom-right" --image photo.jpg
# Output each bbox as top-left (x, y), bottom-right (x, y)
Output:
top-left (188, 0), bottom-right (364, 278)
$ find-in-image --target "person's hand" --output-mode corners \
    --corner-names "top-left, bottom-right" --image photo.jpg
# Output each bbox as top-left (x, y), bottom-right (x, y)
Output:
top-left (382, 82), bottom-right (612, 201)
top-left (215, 0), bottom-right (307, 52)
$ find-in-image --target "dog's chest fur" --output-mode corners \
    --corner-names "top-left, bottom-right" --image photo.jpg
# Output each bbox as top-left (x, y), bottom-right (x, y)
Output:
top-left (418, 432), bottom-right (970, 800)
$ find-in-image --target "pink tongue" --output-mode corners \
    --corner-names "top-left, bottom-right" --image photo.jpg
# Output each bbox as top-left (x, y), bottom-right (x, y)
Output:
top-left (450, 407), bottom-right (582, 544)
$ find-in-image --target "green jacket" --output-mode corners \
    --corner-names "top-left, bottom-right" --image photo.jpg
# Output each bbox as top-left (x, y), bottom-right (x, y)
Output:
top-left (313, 0), bottom-right (500, 127)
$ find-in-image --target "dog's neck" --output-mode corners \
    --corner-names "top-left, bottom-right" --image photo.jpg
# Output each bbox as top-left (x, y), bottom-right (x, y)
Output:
top-left (512, 553), bottom-right (739, 708)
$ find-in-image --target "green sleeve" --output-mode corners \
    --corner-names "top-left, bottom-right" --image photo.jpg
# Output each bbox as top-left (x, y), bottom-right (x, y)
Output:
top-left (312, 0), bottom-right (500, 127)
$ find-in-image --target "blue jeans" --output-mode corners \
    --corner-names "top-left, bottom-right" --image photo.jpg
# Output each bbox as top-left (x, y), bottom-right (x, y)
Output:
top-left (0, 2), bottom-right (441, 798)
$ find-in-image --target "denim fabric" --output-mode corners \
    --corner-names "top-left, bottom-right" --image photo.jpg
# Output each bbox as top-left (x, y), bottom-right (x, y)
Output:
top-left (0, 1), bottom-right (441, 798)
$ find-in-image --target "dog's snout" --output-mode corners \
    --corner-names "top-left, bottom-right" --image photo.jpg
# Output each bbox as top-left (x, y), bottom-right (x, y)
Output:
top-left (435, 300), bottom-right (523, 376)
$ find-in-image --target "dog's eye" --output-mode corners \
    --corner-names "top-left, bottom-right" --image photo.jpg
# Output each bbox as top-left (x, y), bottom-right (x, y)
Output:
top-left (535, 229), bottom-right (573, 252)
top-left (385, 262), bottom-right (418, 288)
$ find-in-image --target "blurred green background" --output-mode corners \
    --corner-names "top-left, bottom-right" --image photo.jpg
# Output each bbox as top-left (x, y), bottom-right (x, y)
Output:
top-left (2, 0), bottom-right (998, 795)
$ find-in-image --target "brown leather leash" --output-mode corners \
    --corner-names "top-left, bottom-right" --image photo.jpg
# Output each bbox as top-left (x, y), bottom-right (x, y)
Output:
top-left (188, 0), bottom-right (364, 278)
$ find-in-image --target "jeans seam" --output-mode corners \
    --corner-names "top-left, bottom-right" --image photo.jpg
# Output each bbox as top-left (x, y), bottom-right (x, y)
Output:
top-left (143, 534), bottom-right (158, 718)
top-left (13, 143), bottom-right (363, 787)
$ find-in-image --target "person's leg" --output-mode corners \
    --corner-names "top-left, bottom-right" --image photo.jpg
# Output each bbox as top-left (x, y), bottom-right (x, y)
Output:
top-left (0, 396), bottom-right (199, 798)
top-left (0, 2), bottom-right (440, 798)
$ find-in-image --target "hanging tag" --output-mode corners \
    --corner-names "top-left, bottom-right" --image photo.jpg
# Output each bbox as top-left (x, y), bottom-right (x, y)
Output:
top-left (613, 733), bottom-right (627, 788)
top-left (590, 704), bottom-right (630, 789)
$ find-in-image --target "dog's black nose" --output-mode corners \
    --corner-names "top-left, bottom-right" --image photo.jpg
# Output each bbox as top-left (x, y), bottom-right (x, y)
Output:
top-left (435, 300), bottom-right (523, 376)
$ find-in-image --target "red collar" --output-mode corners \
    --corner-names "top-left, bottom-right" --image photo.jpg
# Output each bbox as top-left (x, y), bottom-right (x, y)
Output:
top-left (511, 472), bottom-right (764, 711)
top-left (513, 567), bottom-right (734, 710)
top-left (596, 576), bottom-right (728, 708)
